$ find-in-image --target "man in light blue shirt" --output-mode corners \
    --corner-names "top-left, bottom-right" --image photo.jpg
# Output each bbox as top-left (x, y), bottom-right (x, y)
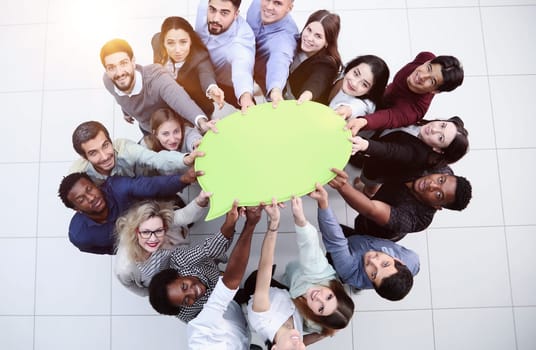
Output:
top-left (247, 0), bottom-right (298, 105)
top-left (309, 184), bottom-right (420, 301)
top-left (196, 0), bottom-right (256, 113)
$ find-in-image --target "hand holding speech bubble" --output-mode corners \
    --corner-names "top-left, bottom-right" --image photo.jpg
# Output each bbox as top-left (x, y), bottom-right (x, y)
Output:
top-left (195, 100), bottom-right (352, 220)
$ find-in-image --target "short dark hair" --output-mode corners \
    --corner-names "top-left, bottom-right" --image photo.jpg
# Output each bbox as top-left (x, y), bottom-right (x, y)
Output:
top-left (149, 268), bottom-right (182, 316)
top-left (444, 175), bottom-right (472, 211)
top-left (72, 121), bottom-right (111, 157)
top-left (431, 55), bottom-right (464, 92)
top-left (100, 38), bottom-right (133, 67)
top-left (58, 172), bottom-right (92, 209)
top-left (374, 260), bottom-right (414, 301)
top-left (344, 55), bottom-right (390, 106)
top-left (218, 0), bottom-right (241, 9)
top-left (231, 0), bottom-right (242, 8)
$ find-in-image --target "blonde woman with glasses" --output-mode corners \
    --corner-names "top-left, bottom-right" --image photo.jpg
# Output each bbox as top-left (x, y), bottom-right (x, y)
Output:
top-left (114, 192), bottom-right (210, 296)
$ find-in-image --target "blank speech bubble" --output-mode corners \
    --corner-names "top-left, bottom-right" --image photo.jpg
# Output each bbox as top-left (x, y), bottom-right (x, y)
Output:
top-left (195, 100), bottom-right (351, 220)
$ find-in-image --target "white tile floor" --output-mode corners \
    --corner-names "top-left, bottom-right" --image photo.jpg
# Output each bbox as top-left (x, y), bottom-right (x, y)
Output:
top-left (1, 0), bottom-right (535, 349)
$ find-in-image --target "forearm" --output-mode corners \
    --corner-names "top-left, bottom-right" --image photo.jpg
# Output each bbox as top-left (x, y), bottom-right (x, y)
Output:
top-left (365, 138), bottom-right (416, 163)
top-left (255, 231), bottom-right (277, 301)
top-left (259, 216), bottom-right (279, 272)
top-left (160, 74), bottom-right (206, 126)
top-left (336, 183), bottom-right (390, 225)
top-left (301, 63), bottom-right (338, 101)
top-left (130, 175), bottom-right (186, 197)
top-left (231, 48), bottom-right (255, 99)
top-left (363, 103), bottom-right (423, 130)
top-left (265, 50), bottom-right (294, 93)
top-left (337, 182), bottom-right (374, 214)
top-left (295, 222), bottom-right (330, 274)
top-left (222, 221), bottom-right (256, 289)
top-left (318, 207), bottom-right (348, 251)
top-left (220, 220), bottom-right (237, 240)
top-left (173, 200), bottom-right (207, 227)
top-left (172, 232), bottom-right (230, 266)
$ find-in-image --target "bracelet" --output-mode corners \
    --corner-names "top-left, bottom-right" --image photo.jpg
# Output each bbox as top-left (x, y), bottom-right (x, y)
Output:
top-left (268, 222), bottom-right (279, 232)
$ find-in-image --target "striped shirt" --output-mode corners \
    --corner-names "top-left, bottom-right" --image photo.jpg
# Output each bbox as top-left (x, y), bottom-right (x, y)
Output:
top-left (137, 249), bottom-right (174, 286)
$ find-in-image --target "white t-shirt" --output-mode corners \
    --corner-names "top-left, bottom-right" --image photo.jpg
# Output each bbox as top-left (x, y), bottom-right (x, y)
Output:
top-left (187, 277), bottom-right (250, 349)
top-left (246, 287), bottom-right (304, 342)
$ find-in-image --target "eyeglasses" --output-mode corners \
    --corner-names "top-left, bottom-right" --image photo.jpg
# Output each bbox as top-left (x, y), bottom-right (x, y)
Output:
top-left (137, 227), bottom-right (166, 239)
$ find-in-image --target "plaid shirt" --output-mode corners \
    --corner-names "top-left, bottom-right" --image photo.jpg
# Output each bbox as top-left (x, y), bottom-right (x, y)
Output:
top-left (170, 232), bottom-right (232, 322)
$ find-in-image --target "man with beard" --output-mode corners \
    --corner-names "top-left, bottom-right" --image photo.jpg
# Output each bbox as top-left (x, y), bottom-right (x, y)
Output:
top-left (69, 121), bottom-right (201, 185)
top-left (57, 170), bottom-right (199, 255)
top-left (195, 0), bottom-right (256, 113)
top-left (100, 38), bottom-right (216, 135)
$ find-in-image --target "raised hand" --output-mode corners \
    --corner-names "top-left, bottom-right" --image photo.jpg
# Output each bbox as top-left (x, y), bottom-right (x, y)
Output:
top-left (291, 196), bottom-right (307, 227)
top-left (308, 183), bottom-right (328, 209)
top-left (345, 117), bottom-right (368, 136)
top-left (183, 150), bottom-right (205, 167)
top-left (328, 168), bottom-right (349, 190)
top-left (195, 191), bottom-right (212, 208)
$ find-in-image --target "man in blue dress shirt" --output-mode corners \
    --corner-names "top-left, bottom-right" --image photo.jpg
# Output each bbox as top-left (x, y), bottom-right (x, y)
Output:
top-left (196, 0), bottom-right (256, 113)
top-left (247, 0), bottom-right (298, 105)
top-left (58, 170), bottom-right (199, 255)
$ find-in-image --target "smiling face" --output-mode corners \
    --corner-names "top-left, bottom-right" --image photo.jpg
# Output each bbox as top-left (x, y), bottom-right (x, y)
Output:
top-left (300, 21), bottom-right (326, 56)
top-left (304, 285), bottom-right (337, 316)
top-left (418, 120), bottom-right (457, 152)
top-left (363, 251), bottom-right (398, 287)
top-left (154, 119), bottom-right (183, 151)
top-left (167, 276), bottom-right (207, 307)
top-left (207, 0), bottom-right (239, 35)
top-left (411, 173), bottom-right (457, 209)
top-left (136, 216), bottom-right (166, 255)
top-left (66, 177), bottom-right (107, 217)
top-left (407, 60), bottom-right (444, 94)
top-left (164, 28), bottom-right (191, 63)
top-left (80, 130), bottom-right (115, 175)
top-left (260, 0), bottom-right (293, 25)
top-left (342, 63), bottom-right (374, 97)
top-left (103, 51), bottom-right (136, 93)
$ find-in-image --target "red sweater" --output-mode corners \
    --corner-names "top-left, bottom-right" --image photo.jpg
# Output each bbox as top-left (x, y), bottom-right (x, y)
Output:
top-left (363, 51), bottom-right (436, 130)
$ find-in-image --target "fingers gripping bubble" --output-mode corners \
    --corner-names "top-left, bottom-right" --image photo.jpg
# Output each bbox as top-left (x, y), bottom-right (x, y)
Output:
top-left (195, 100), bottom-right (352, 220)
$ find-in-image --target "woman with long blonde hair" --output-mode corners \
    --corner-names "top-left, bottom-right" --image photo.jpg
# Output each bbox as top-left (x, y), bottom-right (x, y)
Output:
top-left (114, 192), bottom-right (210, 296)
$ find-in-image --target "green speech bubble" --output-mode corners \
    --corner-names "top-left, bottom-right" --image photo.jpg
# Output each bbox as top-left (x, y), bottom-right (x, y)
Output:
top-left (195, 100), bottom-right (351, 220)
